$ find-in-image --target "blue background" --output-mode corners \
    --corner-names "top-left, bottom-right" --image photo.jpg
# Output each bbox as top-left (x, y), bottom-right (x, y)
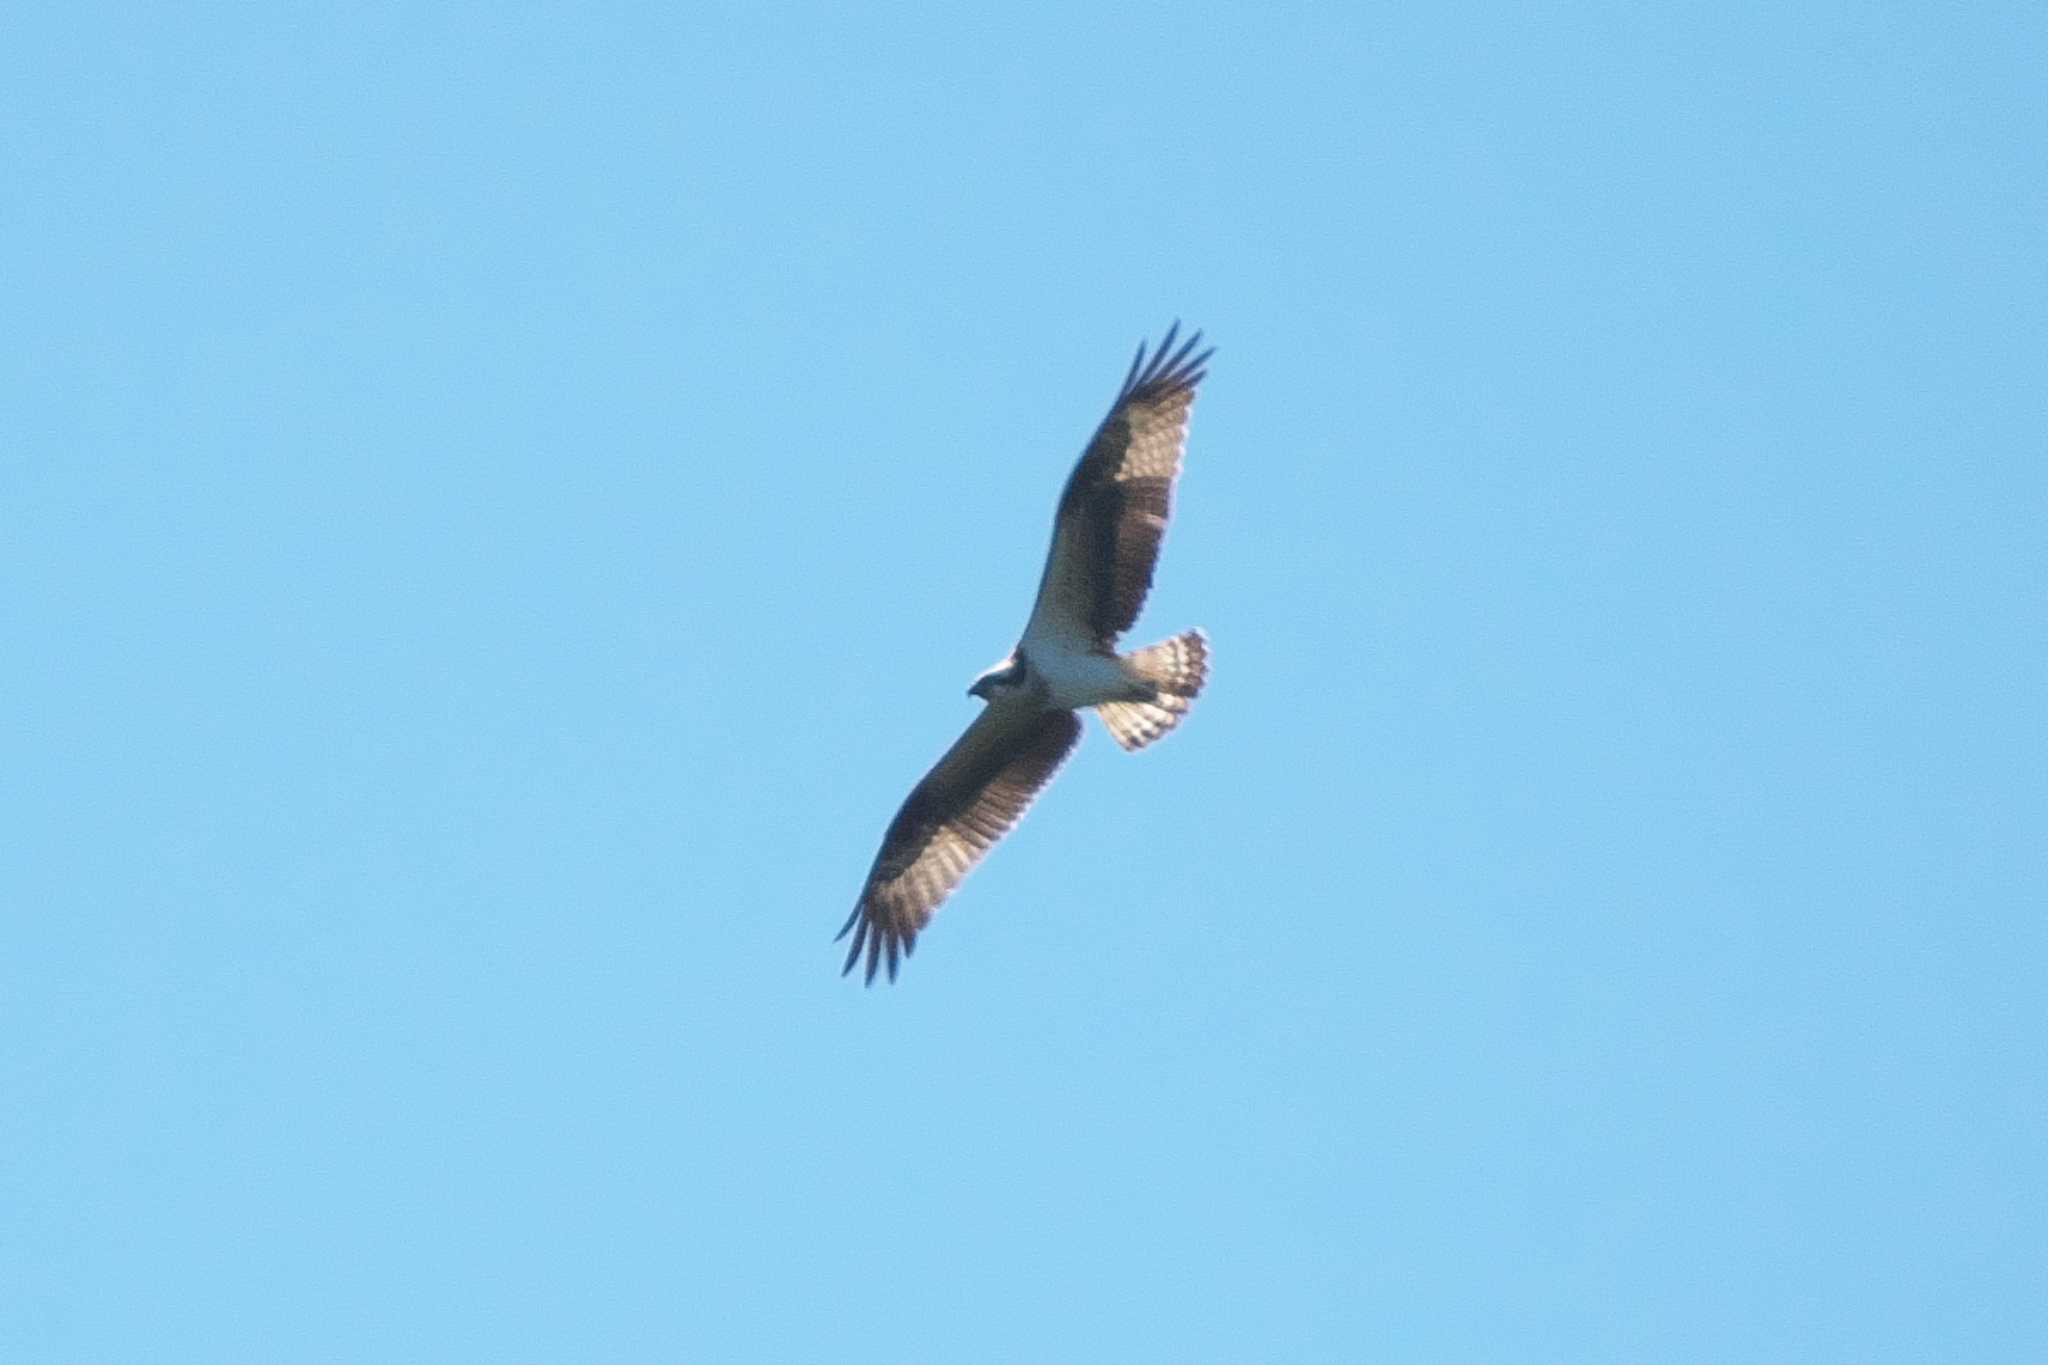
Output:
top-left (7, 4), bottom-right (2043, 1360)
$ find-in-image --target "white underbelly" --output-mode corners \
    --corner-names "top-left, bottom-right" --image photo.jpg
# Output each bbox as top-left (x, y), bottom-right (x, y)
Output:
top-left (1033, 642), bottom-right (1135, 710)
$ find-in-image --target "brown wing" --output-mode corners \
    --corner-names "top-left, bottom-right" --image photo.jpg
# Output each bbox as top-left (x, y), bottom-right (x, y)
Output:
top-left (1022, 323), bottom-right (1212, 650)
top-left (838, 705), bottom-right (1083, 984)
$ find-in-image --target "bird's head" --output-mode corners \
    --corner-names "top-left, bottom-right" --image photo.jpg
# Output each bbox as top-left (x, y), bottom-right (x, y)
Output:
top-left (968, 654), bottom-right (1027, 701)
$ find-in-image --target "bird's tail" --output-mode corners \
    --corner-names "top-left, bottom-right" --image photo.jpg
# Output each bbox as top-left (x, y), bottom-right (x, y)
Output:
top-left (1098, 629), bottom-right (1210, 752)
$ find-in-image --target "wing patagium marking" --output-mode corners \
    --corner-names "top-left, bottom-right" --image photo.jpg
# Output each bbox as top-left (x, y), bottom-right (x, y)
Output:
top-left (1026, 322), bottom-right (1214, 649)
top-left (838, 707), bottom-right (1083, 984)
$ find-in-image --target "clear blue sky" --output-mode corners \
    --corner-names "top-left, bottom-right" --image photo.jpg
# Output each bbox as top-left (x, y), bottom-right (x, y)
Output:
top-left (6, 4), bottom-right (2043, 1361)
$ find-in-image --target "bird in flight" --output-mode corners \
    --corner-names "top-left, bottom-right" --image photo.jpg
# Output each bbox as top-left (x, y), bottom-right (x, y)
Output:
top-left (839, 323), bottom-right (1214, 983)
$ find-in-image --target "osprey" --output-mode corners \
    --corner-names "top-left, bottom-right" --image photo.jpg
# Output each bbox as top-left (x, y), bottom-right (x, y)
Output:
top-left (839, 323), bottom-right (1214, 983)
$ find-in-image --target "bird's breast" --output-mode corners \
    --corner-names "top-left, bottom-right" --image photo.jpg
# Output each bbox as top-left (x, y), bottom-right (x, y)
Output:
top-left (1030, 644), bottom-right (1138, 710)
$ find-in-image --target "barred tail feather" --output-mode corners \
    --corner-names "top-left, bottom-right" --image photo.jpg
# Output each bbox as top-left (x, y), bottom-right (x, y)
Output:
top-left (1098, 628), bottom-right (1209, 752)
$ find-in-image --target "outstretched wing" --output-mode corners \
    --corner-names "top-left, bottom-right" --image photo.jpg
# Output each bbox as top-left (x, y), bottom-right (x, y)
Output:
top-left (1021, 323), bottom-right (1213, 651)
top-left (839, 705), bottom-right (1083, 984)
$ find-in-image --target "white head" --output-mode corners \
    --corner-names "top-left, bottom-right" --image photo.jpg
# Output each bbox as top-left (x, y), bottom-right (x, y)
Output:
top-left (967, 654), bottom-right (1028, 700)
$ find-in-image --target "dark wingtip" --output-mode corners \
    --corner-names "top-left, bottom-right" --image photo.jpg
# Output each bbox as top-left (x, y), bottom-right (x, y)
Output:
top-left (839, 902), bottom-right (911, 985)
top-left (838, 905), bottom-right (886, 985)
top-left (1118, 339), bottom-right (1145, 398)
top-left (1120, 321), bottom-right (1213, 401)
top-left (838, 912), bottom-right (866, 979)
